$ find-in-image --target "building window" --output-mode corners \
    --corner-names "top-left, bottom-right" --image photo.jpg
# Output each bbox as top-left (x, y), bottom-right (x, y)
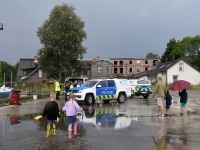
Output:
top-left (153, 60), bottom-right (158, 66)
top-left (137, 67), bottom-right (140, 72)
top-left (129, 61), bottom-right (132, 64)
top-left (136, 60), bottom-right (141, 65)
top-left (97, 66), bottom-right (102, 73)
top-left (114, 61), bottom-right (117, 65)
top-left (23, 70), bottom-right (26, 75)
top-left (120, 68), bottom-right (123, 73)
top-left (145, 67), bottom-right (148, 71)
top-left (129, 68), bottom-right (132, 73)
top-left (145, 60), bottom-right (148, 64)
top-left (120, 61), bottom-right (123, 65)
top-left (114, 68), bottom-right (118, 73)
top-left (179, 63), bottom-right (184, 71)
top-left (173, 75), bottom-right (178, 82)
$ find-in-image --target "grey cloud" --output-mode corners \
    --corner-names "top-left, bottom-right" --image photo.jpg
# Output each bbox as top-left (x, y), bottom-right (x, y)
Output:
top-left (0, 0), bottom-right (200, 65)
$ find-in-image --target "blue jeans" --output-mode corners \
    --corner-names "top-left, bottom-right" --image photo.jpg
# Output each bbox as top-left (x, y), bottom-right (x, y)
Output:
top-left (47, 120), bottom-right (58, 125)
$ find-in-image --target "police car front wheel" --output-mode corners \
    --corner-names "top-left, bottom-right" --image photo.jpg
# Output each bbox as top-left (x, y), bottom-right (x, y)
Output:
top-left (117, 93), bottom-right (126, 103)
top-left (85, 94), bottom-right (95, 105)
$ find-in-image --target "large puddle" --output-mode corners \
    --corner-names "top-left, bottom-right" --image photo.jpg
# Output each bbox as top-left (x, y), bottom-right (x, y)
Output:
top-left (0, 101), bottom-right (200, 149)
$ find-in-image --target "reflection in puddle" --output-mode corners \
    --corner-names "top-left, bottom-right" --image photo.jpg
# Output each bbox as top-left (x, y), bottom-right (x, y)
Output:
top-left (153, 116), bottom-right (190, 150)
top-left (1, 102), bottom-right (199, 149)
top-left (153, 135), bottom-right (189, 150)
top-left (10, 115), bottom-right (20, 125)
top-left (78, 106), bottom-right (137, 129)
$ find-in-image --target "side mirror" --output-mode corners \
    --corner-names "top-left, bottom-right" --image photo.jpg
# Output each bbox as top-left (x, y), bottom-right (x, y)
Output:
top-left (97, 85), bottom-right (102, 88)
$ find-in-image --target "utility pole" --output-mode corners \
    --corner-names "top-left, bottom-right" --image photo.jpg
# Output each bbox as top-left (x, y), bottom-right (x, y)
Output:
top-left (0, 23), bottom-right (3, 30)
top-left (4, 72), bottom-right (5, 86)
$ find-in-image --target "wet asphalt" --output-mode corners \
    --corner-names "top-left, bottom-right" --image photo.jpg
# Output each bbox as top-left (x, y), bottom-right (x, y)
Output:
top-left (0, 90), bottom-right (200, 150)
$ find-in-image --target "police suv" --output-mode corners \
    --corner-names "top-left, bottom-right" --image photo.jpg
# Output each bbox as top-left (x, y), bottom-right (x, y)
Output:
top-left (68, 79), bottom-right (132, 105)
top-left (129, 79), bottom-right (152, 99)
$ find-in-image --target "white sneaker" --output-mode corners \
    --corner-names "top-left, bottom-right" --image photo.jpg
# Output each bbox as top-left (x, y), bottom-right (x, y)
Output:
top-left (156, 113), bottom-right (159, 117)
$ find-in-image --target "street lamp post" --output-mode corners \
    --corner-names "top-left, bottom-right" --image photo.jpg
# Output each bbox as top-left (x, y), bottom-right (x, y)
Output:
top-left (0, 23), bottom-right (3, 30)
top-left (11, 72), bottom-right (12, 88)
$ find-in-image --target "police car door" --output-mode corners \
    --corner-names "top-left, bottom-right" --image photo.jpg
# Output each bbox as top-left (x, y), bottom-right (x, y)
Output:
top-left (96, 80), bottom-right (107, 99)
top-left (107, 80), bottom-right (116, 99)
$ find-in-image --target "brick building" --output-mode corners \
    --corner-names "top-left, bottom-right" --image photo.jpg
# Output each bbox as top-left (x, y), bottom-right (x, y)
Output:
top-left (109, 58), bottom-right (159, 78)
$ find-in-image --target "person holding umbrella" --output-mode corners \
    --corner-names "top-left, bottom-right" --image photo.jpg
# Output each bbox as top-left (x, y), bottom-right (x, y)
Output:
top-left (169, 80), bottom-right (191, 116)
top-left (179, 89), bottom-right (190, 115)
top-left (152, 75), bottom-right (166, 117)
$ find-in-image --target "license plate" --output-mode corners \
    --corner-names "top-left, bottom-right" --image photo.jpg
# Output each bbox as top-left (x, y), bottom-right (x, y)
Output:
top-left (141, 92), bottom-right (147, 94)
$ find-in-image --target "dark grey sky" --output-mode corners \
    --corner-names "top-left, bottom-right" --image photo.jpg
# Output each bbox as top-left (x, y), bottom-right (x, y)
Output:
top-left (1, 0), bottom-right (200, 65)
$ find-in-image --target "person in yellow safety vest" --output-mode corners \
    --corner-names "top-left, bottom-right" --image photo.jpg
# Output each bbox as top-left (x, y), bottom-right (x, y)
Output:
top-left (55, 80), bottom-right (61, 100)
top-left (69, 81), bottom-right (74, 89)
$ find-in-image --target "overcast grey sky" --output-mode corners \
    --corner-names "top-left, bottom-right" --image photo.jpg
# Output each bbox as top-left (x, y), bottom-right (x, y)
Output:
top-left (1, 0), bottom-right (200, 65)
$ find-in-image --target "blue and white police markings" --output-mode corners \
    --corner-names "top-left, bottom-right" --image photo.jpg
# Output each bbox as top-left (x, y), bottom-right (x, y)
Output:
top-left (96, 90), bottom-right (116, 100)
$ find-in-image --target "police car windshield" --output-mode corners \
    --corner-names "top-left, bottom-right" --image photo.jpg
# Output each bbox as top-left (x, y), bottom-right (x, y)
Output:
top-left (82, 80), bottom-right (98, 86)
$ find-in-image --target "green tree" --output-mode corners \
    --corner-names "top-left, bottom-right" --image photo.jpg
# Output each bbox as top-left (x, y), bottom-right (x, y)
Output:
top-left (161, 36), bottom-right (200, 71)
top-left (178, 36), bottom-right (200, 71)
top-left (146, 52), bottom-right (160, 59)
top-left (161, 38), bottom-right (179, 62)
top-left (0, 61), bottom-right (17, 86)
top-left (178, 36), bottom-right (200, 57)
top-left (37, 3), bottom-right (86, 81)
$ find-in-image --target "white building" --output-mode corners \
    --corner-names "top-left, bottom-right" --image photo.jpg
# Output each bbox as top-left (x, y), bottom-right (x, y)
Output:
top-left (134, 59), bottom-right (200, 85)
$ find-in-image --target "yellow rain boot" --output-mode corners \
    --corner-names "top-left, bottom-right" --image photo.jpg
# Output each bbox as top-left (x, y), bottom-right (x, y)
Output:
top-left (52, 128), bottom-right (56, 136)
top-left (46, 124), bottom-right (50, 137)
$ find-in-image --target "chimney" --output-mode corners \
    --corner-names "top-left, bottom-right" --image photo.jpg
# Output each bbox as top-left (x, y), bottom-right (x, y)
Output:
top-left (34, 56), bottom-right (38, 63)
top-left (92, 58), bottom-right (96, 62)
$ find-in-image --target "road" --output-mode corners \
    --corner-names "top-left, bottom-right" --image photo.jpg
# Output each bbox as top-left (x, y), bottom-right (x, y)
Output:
top-left (0, 90), bottom-right (200, 150)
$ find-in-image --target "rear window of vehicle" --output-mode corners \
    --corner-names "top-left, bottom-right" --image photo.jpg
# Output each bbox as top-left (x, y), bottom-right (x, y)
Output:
top-left (137, 80), bottom-right (150, 84)
top-left (107, 80), bottom-right (115, 87)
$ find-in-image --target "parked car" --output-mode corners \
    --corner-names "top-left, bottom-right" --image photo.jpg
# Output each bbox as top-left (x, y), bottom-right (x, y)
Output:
top-left (129, 79), bottom-right (152, 99)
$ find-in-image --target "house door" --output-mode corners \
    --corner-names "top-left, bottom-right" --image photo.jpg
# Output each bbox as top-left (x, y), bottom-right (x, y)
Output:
top-left (173, 75), bottom-right (178, 82)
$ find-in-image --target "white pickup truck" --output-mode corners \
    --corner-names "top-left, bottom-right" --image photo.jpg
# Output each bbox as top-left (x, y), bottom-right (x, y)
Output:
top-left (68, 79), bottom-right (132, 105)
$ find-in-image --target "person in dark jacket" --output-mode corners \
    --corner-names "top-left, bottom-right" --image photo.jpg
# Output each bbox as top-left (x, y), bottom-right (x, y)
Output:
top-left (43, 92), bottom-right (60, 137)
top-left (64, 79), bottom-right (70, 100)
top-left (179, 89), bottom-right (190, 115)
top-left (165, 90), bottom-right (172, 116)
